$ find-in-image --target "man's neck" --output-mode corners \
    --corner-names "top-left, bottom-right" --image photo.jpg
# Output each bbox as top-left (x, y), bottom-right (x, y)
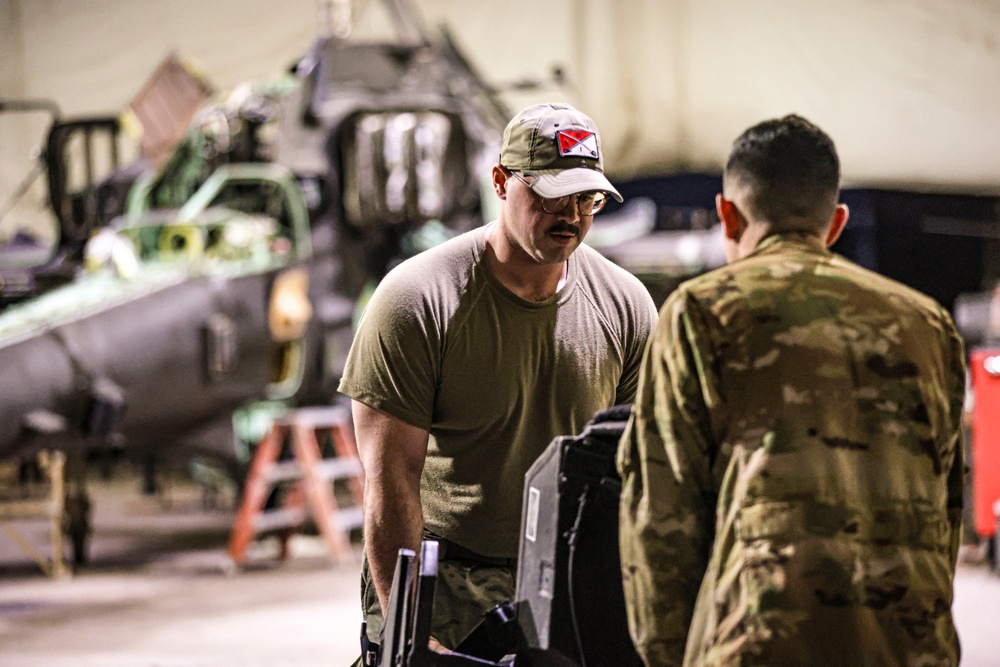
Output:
top-left (484, 227), bottom-right (567, 302)
top-left (736, 223), bottom-right (824, 260)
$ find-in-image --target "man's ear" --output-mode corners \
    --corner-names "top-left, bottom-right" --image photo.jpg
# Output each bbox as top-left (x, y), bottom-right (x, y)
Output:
top-left (716, 194), bottom-right (744, 242)
top-left (492, 165), bottom-right (508, 199)
top-left (824, 204), bottom-right (849, 247)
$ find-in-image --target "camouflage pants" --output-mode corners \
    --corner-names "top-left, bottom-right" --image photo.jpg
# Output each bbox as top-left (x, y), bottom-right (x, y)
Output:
top-left (359, 536), bottom-right (516, 652)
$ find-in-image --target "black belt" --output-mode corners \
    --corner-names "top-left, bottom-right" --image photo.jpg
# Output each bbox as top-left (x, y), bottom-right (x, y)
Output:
top-left (428, 534), bottom-right (518, 569)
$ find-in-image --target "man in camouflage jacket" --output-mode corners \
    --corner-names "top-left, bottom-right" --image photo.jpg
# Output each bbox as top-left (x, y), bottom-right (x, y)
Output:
top-left (618, 115), bottom-right (966, 667)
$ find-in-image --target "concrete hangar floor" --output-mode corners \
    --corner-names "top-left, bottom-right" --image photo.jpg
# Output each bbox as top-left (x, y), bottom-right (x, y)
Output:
top-left (0, 467), bottom-right (998, 667)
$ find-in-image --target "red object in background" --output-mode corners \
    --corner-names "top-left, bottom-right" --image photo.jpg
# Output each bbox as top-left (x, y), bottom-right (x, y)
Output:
top-left (970, 348), bottom-right (1000, 538)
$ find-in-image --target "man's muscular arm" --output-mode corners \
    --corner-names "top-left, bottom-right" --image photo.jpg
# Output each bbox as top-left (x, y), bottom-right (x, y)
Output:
top-left (352, 399), bottom-right (429, 612)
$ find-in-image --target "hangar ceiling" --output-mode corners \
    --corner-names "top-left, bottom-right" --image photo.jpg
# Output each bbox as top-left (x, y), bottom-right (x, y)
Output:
top-left (2, 0), bottom-right (1000, 194)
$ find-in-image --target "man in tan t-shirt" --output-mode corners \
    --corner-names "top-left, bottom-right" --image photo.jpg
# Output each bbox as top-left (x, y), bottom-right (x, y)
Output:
top-left (338, 102), bottom-right (657, 661)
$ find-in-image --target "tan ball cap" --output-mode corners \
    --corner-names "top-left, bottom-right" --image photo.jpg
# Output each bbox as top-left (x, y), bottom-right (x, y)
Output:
top-left (499, 102), bottom-right (623, 203)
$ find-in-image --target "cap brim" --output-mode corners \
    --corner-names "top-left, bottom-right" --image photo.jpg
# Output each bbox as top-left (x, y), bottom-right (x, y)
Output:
top-left (529, 168), bottom-right (623, 203)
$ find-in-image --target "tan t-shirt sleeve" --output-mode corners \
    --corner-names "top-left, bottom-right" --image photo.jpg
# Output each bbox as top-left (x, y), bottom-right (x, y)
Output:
top-left (614, 293), bottom-right (659, 405)
top-left (338, 269), bottom-right (440, 431)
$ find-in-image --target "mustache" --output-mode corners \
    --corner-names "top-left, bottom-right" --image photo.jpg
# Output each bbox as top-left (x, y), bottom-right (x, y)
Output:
top-left (547, 222), bottom-right (581, 236)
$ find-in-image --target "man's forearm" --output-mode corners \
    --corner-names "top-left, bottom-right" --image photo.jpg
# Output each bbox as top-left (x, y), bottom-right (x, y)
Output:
top-left (365, 474), bottom-right (426, 612)
top-left (351, 399), bottom-right (430, 612)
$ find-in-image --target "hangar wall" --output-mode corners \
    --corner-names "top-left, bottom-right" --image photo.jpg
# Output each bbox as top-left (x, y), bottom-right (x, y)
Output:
top-left (0, 0), bottom-right (27, 194)
top-left (656, 1), bottom-right (1000, 191)
top-left (3, 0), bottom-right (1000, 195)
top-left (0, 0), bottom-right (58, 243)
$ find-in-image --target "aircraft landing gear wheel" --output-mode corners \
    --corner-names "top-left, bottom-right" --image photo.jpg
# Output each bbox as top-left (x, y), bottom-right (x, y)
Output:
top-left (65, 491), bottom-right (92, 565)
top-left (993, 524), bottom-right (1000, 575)
top-left (993, 502), bottom-right (1000, 576)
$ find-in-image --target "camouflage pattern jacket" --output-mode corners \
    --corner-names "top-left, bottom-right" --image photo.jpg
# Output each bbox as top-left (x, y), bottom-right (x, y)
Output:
top-left (618, 233), bottom-right (965, 667)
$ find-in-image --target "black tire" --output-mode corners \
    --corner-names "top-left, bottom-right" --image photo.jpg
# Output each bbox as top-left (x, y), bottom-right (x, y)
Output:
top-left (64, 493), bottom-right (92, 566)
top-left (993, 519), bottom-right (1000, 575)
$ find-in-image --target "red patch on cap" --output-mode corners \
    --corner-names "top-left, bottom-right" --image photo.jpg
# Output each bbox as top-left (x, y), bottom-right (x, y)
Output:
top-left (556, 130), bottom-right (599, 159)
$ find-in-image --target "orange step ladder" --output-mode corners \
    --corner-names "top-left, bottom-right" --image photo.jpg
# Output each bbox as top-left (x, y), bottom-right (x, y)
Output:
top-left (227, 405), bottom-right (364, 565)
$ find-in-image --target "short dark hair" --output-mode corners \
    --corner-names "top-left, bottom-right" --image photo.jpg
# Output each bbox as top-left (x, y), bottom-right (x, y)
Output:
top-left (724, 114), bottom-right (840, 230)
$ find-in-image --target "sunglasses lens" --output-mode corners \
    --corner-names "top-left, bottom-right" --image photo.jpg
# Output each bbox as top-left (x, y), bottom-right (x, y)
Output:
top-left (540, 192), bottom-right (606, 215)
top-left (509, 170), bottom-right (607, 216)
top-left (540, 196), bottom-right (571, 214)
top-left (577, 192), bottom-right (607, 215)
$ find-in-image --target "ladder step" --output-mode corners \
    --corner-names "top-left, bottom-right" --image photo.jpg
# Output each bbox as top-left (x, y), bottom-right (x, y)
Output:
top-left (279, 406), bottom-right (352, 430)
top-left (267, 460), bottom-right (305, 484)
top-left (266, 458), bottom-right (363, 484)
top-left (254, 507), bottom-right (307, 533)
top-left (0, 499), bottom-right (61, 520)
top-left (335, 506), bottom-right (365, 530)
top-left (317, 458), bottom-right (364, 480)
